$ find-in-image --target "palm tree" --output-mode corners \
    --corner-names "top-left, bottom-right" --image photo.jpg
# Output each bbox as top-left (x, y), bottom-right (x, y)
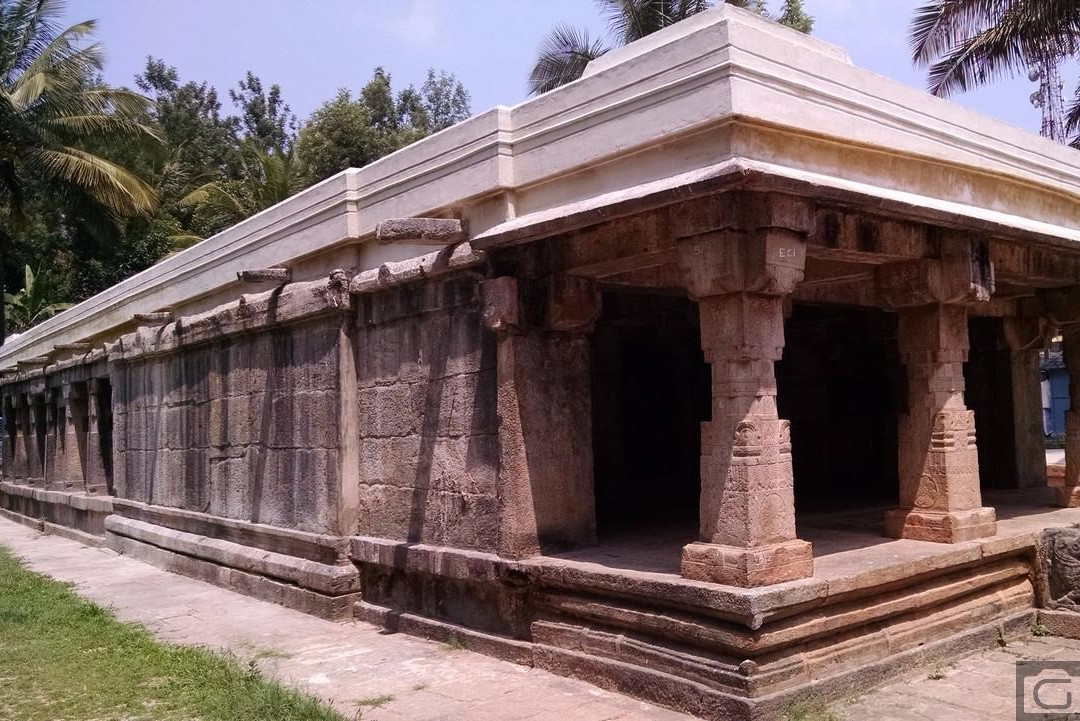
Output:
top-left (528, 0), bottom-right (814, 95)
top-left (5, 265), bottom-right (71, 334)
top-left (176, 143), bottom-right (304, 248)
top-left (0, 0), bottom-right (160, 341)
top-left (910, 1), bottom-right (1080, 131)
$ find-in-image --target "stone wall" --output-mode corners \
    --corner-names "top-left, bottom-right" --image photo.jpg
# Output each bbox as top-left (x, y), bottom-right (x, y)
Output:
top-left (354, 275), bottom-right (499, 550)
top-left (113, 314), bottom-right (348, 536)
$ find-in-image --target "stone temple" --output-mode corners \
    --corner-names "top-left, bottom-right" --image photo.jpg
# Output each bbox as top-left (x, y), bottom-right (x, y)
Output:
top-left (5, 5), bottom-right (1080, 719)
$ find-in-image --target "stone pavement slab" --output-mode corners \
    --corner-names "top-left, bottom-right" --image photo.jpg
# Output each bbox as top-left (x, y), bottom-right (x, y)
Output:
top-left (0, 519), bottom-right (693, 721)
top-left (833, 635), bottom-right (1080, 721)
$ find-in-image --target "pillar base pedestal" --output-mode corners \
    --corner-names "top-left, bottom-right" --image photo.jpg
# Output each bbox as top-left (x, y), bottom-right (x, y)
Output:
top-left (1054, 486), bottom-right (1080, 508)
top-left (884, 507), bottom-right (996, 543)
top-left (680, 539), bottom-right (813, 587)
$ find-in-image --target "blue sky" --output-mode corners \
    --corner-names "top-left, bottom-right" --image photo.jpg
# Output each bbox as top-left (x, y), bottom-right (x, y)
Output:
top-left (69, 0), bottom-right (1046, 135)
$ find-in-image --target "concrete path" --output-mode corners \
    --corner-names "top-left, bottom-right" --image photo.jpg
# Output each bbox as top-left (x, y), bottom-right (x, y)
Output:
top-left (9, 518), bottom-right (1080, 721)
top-left (0, 519), bottom-right (692, 721)
top-left (1048, 448), bottom-right (1065, 465)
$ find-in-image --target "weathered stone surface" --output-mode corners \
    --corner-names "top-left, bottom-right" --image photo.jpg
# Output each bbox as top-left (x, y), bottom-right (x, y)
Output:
top-left (375, 217), bottom-right (467, 245)
top-left (237, 267), bottom-right (291, 284)
top-left (114, 314), bottom-right (348, 535)
top-left (350, 242), bottom-right (484, 294)
top-left (354, 275), bottom-right (501, 551)
top-left (1038, 527), bottom-right (1080, 611)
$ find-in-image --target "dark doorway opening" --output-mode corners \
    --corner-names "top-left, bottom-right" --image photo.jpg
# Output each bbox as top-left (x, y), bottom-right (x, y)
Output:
top-left (778, 303), bottom-right (902, 513)
top-left (95, 378), bottom-right (114, 495)
top-left (965, 317), bottom-right (1025, 491)
top-left (591, 289), bottom-right (709, 538)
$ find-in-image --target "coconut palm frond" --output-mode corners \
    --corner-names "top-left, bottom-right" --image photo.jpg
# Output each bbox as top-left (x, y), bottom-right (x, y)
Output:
top-left (31, 146), bottom-right (158, 216)
top-left (528, 24), bottom-right (610, 95)
top-left (912, 0), bottom-right (1080, 97)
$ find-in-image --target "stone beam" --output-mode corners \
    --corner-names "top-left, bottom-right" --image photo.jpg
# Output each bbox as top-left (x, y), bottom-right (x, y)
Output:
top-left (375, 218), bottom-right (466, 245)
top-left (809, 210), bottom-right (931, 264)
top-left (54, 342), bottom-right (91, 353)
top-left (16, 357), bottom-right (49, 370)
top-left (877, 238), bottom-right (995, 309)
top-left (993, 240), bottom-right (1080, 288)
top-left (237, 267), bottom-right (291, 284)
top-left (133, 312), bottom-right (172, 324)
top-left (350, 243), bottom-right (484, 294)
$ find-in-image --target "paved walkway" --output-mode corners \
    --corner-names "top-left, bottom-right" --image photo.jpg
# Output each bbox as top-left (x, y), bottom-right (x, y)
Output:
top-left (0, 519), bottom-right (691, 721)
top-left (7, 518), bottom-right (1080, 721)
top-left (833, 636), bottom-right (1080, 720)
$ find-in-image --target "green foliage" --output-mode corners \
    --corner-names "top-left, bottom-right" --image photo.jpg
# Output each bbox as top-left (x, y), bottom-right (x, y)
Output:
top-left (528, 0), bottom-right (814, 94)
top-left (230, 71), bottom-right (297, 152)
top-left (180, 143), bottom-right (305, 233)
top-left (777, 0), bottom-right (814, 33)
top-left (910, 1), bottom-right (1080, 144)
top-left (297, 67), bottom-right (471, 184)
top-left (0, 546), bottom-right (345, 720)
top-left (4, 265), bottom-right (71, 335)
top-left (0, 0), bottom-right (164, 339)
top-left (0, 4), bottom-right (472, 331)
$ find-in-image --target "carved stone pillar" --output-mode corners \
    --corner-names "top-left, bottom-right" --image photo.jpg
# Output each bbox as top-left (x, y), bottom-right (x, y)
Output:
top-left (7, 394), bottom-right (29, 482)
top-left (26, 393), bottom-right (46, 485)
top-left (483, 275), bottom-right (601, 559)
top-left (47, 385), bottom-right (86, 491)
top-left (885, 305), bottom-right (996, 541)
top-left (84, 378), bottom-right (111, 495)
top-left (675, 194), bottom-right (813, 587)
top-left (43, 390), bottom-right (62, 489)
top-left (878, 243), bottom-right (997, 542)
top-left (1, 395), bottom-right (12, 481)
top-left (1003, 317), bottom-right (1050, 490)
top-left (1058, 329), bottom-right (1080, 506)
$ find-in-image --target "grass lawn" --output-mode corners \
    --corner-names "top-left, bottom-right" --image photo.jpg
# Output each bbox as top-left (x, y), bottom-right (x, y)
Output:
top-left (0, 547), bottom-right (347, 721)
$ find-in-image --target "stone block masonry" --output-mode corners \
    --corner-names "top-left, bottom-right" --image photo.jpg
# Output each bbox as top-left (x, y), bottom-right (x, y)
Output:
top-left (354, 276), bottom-right (500, 551)
top-left (113, 319), bottom-right (344, 535)
top-left (96, 274), bottom-right (362, 617)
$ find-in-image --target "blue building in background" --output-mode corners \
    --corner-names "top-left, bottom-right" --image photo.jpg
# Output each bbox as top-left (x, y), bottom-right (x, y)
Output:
top-left (1043, 346), bottom-right (1070, 437)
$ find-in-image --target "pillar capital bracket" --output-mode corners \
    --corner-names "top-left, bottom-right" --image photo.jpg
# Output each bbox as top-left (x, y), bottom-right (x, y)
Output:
top-left (1002, 316), bottom-right (1051, 352)
top-left (1037, 286), bottom-right (1080, 329)
top-left (677, 230), bottom-right (807, 299)
top-left (877, 244), bottom-right (994, 309)
top-left (481, 275), bottom-right (601, 334)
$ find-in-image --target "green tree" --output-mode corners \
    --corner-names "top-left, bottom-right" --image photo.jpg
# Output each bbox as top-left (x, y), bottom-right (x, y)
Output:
top-left (777, 0), bottom-right (814, 33)
top-left (4, 265), bottom-right (72, 334)
top-left (0, 0), bottom-right (159, 341)
top-left (230, 71), bottom-right (297, 152)
top-left (296, 67), bottom-right (471, 184)
top-left (135, 57), bottom-right (240, 182)
top-left (528, 0), bottom-right (814, 95)
top-left (420, 69), bottom-right (472, 132)
top-left (911, 0), bottom-right (1080, 142)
